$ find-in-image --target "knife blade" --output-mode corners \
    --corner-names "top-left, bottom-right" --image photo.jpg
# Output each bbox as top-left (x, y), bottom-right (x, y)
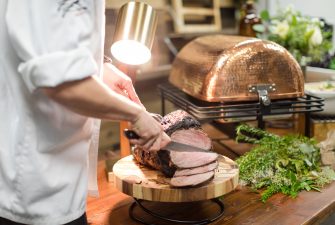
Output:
top-left (123, 129), bottom-right (210, 152)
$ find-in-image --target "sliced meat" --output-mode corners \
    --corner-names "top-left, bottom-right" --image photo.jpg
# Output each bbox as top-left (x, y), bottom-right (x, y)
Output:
top-left (133, 109), bottom-right (218, 187)
top-left (171, 128), bottom-right (212, 150)
top-left (170, 171), bottom-right (215, 187)
top-left (164, 150), bottom-right (218, 169)
top-left (133, 147), bottom-right (218, 177)
top-left (161, 110), bottom-right (201, 135)
top-left (174, 161), bottom-right (218, 177)
top-left (161, 110), bottom-right (189, 130)
top-left (133, 147), bottom-right (179, 177)
top-left (133, 147), bottom-right (164, 171)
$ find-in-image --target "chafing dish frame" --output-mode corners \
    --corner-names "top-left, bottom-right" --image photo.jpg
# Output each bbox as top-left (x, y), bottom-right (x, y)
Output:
top-left (158, 83), bottom-right (324, 137)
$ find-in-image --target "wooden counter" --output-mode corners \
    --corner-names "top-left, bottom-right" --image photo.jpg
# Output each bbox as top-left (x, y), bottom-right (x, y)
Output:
top-left (87, 160), bottom-right (335, 225)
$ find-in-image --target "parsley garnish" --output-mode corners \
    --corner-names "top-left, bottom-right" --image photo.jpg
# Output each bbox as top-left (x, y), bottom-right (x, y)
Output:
top-left (235, 124), bottom-right (335, 202)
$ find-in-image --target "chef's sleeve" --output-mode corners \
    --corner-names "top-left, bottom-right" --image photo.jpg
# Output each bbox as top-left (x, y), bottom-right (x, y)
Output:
top-left (5, 0), bottom-right (98, 92)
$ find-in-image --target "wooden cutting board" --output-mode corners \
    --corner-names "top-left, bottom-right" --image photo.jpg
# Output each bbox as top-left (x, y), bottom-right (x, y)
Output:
top-left (113, 154), bottom-right (239, 202)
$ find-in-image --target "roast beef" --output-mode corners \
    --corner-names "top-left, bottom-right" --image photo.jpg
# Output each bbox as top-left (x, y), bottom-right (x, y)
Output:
top-left (132, 110), bottom-right (218, 187)
top-left (174, 161), bottom-right (218, 177)
top-left (164, 150), bottom-right (218, 169)
top-left (170, 171), bottom-right (215, 187)
top-left (171, 128), bottom-right (212, 150)
top-left (133, 147), bottom-right (218, 177)
top-left (161, 110), bottom-right (201, 136)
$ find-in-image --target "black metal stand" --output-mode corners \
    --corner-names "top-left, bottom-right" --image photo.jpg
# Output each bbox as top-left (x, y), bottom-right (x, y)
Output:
top-left (158, 83), bottom-right (324, 137)
top-left (129, 198), bottom-right (225, 225)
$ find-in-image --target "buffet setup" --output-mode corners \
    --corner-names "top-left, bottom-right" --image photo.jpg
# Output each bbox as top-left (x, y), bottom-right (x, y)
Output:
top-left (108, 34), bottom-right (335, 225)
top-left (88, 2), bottom-right (335, 225)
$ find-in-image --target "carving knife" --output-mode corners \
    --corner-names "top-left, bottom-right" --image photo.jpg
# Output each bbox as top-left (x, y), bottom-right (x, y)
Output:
top-left (124, 129), bottom-right (210, 152)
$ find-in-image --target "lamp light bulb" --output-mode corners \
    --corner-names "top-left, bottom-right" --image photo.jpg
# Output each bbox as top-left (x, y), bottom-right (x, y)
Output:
top-left (111, 40), bottom-right (151, 65)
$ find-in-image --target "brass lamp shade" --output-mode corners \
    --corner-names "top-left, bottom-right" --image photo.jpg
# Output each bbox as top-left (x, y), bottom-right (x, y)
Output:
top-left (111, 1), bottom-right (158, 65)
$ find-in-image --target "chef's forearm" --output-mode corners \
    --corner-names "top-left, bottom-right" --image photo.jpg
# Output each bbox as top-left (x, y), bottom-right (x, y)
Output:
top-left (42, 75), bottom-right (143, 122)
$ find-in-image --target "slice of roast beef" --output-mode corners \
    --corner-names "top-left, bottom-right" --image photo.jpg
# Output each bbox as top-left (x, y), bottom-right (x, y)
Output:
top-left (170, 128), bottom-right (212, 150)
top-left (159, 150), bottom-right (218, 169)
top-left (170, 171), bottom-right (215, 187)
top-left (133, 147), bottom-right (218, 177)
top-left (173, 161), bottom-right (218, 177)
top-left (161, 110), bottom-right (212, 150)
top-left (161, 110), bottom-right (201, 136)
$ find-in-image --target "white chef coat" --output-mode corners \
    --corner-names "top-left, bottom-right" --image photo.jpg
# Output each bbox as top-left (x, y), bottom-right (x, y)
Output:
top-left (0, 0), bottom-right (105, 224)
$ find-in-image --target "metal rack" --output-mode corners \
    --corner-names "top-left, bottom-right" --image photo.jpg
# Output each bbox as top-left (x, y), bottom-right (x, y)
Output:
top-left (129, 198), bottom-right (224, 225)
top-left (158, 83), bottom-right (324, 137)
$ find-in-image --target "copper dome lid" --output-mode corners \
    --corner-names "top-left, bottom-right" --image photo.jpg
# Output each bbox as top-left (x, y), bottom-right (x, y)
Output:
top-left (169, 35), bottom-right (304, 102)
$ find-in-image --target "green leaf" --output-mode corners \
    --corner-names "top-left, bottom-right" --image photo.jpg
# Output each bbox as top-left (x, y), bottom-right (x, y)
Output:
top-left (304, 158), bottom-right (313, 167)
top-left (260, 10), bottom-right (270, 21)
top-left (291, 15), bottom-right (297, 26)
top-left (253, 24), bottom-right (265, 33)
top-left (304, 184), bottom-right (312, 191)
top-left (329, 58), bottom-right (335, 70)
top-left (299, 143), bottom-right (315, 154)
top-left (310, 186), bottom-right (321, 192)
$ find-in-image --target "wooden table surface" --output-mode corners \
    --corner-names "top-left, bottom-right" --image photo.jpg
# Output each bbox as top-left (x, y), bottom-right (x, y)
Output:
top-left (86, 160), bottom-right (335, 225)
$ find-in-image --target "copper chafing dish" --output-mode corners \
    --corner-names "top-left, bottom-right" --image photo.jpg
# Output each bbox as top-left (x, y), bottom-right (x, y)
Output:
top-left (169, 35), bottom-right (304, 105)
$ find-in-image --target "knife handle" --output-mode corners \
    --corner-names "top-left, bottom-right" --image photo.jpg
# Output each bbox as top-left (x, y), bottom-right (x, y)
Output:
top-left (124, 129), bottom-right (140, 139)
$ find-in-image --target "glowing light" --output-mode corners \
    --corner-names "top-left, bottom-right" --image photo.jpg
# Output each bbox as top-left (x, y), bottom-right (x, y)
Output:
top-left (111, 40), bottom-right (151, 65)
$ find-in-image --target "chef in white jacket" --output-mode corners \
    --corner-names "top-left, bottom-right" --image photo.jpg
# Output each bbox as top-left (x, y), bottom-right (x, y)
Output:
top-left (0, 0), bottom-right (170, 224)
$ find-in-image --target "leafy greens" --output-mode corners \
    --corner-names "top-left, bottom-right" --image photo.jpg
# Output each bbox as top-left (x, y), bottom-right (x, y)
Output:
top-left (235, 124), bottom-right (335, 202)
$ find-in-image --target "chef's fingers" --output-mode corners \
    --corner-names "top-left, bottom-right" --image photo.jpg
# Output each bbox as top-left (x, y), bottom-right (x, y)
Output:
top-left (129, 110), bottom-right (166, 149)
top-left (129, 139), bottom-right (146, 148)
top-left (160, 132), bottom-right (171, 149)
top-left (128, 138), bottom-right (144, 146)
top-left (150, 113), bottom-right (163, 122)
top-left (133, 131), bottom-right (170, 152)
top-left (146, 132), bottom-right (171, 151)
top-left (113, 88), bottom-right (129, 98)
top-left (143, 136), bottom-right (159, 151)
top-left (128, 128), bottom-right (160, 150)
top-left (129, 135), bottom-right (156, 150)
top-left (127, 127), bottom-right (156, 147)
top-left (147, 135), bottom-right (161, 151)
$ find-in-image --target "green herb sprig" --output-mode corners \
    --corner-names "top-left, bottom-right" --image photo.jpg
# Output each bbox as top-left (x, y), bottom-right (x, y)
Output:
top-left (235, 124), bottom-right (335, 202)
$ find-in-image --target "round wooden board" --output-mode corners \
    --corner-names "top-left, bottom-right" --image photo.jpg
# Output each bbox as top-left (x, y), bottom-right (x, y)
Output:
top-left (113, 155), bottom-right (239, 202)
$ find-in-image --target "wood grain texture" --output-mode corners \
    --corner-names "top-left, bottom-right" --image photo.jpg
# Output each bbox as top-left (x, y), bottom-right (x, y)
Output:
top-left (112, 155), bottom-right (239, 202)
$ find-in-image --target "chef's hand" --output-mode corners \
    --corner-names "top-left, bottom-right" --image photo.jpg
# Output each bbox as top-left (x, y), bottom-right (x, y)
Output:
top-left (130, 110), bottom-right (171, 151)
top-left (103, 63), bottom-right (144, 108)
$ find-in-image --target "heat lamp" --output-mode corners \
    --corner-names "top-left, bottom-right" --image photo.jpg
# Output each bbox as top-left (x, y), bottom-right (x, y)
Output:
top-left (112, 1), bottom-right (157, 66)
